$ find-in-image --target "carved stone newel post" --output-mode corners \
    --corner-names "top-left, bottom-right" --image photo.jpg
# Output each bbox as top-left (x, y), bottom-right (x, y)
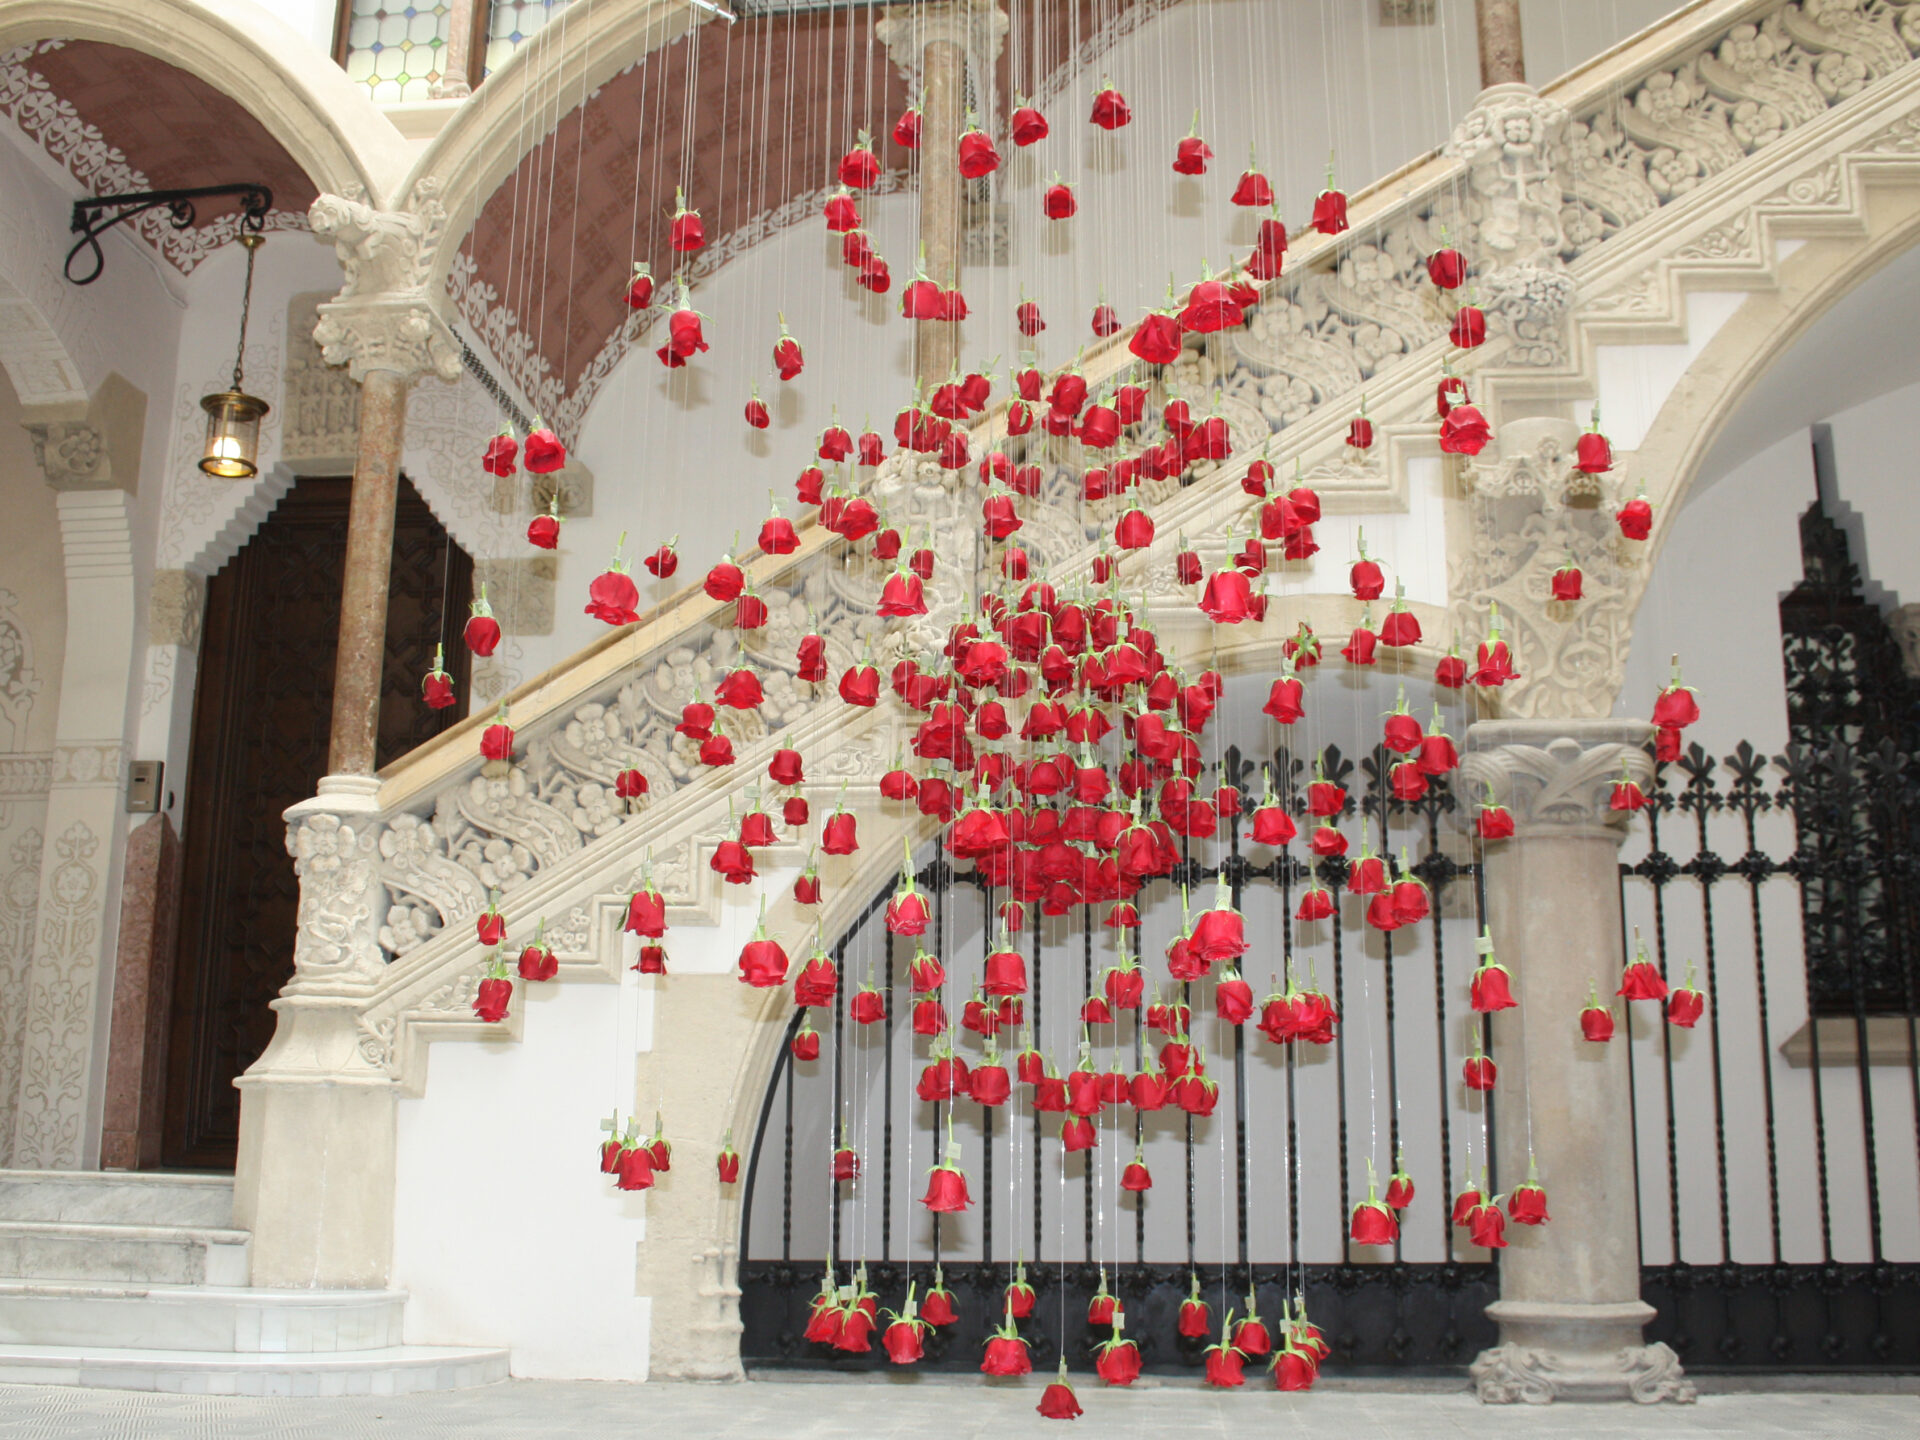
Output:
top-left (232, 183), bottom-right (460, 1289)
top-left (1461, 719), bottom-right (1693, 1404)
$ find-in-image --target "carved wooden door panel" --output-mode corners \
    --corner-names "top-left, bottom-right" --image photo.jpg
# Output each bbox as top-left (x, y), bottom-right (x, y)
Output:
top-left (163, 476), bottom-right (471, 1170)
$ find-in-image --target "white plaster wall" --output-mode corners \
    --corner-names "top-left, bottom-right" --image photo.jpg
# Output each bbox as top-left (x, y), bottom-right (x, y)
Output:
top-left (247, 0), bottom-right (339, 58)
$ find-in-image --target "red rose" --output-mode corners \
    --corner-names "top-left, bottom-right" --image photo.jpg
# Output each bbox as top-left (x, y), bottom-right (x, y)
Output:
top-left (838, 135), bottom-right (879, 189)
top-left (1618, 494), bottom-right (1654, 539)
top-left (737, 933), bottom-right (789, 988)
top-left (480, 718), bottom-right (515, 763)
top-left (1174, 131), bottom-right (1214, 175)
top-left (1275, 1344), bottom-right (1319, 1391)
top-left (1233, 1315), bottom-right (1271, 1356)
top-left (1450, 305), bottom-right (1487, 348)
top-left (1582, 998), bottom-right (1615, 1042)
top-left (717, 1145), bottom-right (740, 1184)
top-left (1205, 1345), bottom-right (1245, 1387)
top-left (958, 127), bottom-right (1000, 178)
top-left (1440, 404), bottom-right (1492, 455)
top-left (1351, 556), bottom-right (1385, 601)
top-left (518, 940), bottom-right (557, 981)
top-left (892, 106), bottom-right (921, 148)
top-left (1130, 310), bottom-right (1183, 364)
top-left (669, 201), bottom-right (704, 252)
top-left (422, 664), bottom-right (455, 710)
top-left (625, 887), bottom-right (666, 938)
top-left (1311, 187), bottom-right (1348, 234)
top-left (625, 266), bottom-right (655, 310)
top-left (1469, 1199), bottom-right (1508, 1249)
top-left (1231, 169), bottom-right (1274, 207)
top-left (1428, 247), bottom-right (1466, 288)
top-left (644, 542), bottom-right (679, 578)
top-left (1216, 970), bottom-right (1255, 1024)
top-left (1668, 983), bottom-right (1705, 1028)
top-left (838, 663), bottom-right (879, 707)
top-left (527, 512), bottom-right (560, 550)
top-left (773, 332), bottom-right (804, 380)
top-left (1348, 416), bottom-right (1374, 449)
top-left (1471, 960), bottom-right (1517, 1012)
top-left (1552, 563), bottom-right (1583, 601)
top-left (473, 974), bottom-right (511, 1023)
top-left (616, 1143), bottom-right (654, 1192)
top-left (1011, 104), bottom-right (1049, 146)
top-left (586, 567), bottom-right (640, 626)
top-left (1042, 182), bottom-right (1077, 220)
top-left (710, 839), bottom-right (753, 884)
top-left (1295, 884), bottom-right (1336, 922)
top-left (1095, 1336), bottom-right (1142, 1385)
top-left (464, 606), bottom-right (501, 657)
top-left (523, 425), bottom-right (566, 474)
top-left (923, 1161), bottom-right (971, 1213)
top-left (1619, 953), bottom-right (1669, 1001)
top-left (1089, 85), bottom-right (1131, 129)
top-left (1463, 1052), bottom-right (1497, 1091)
top-left (795, 952), bottom-right (838, 1007)
top-left (1120, 1154), bottom-right (1152, 1192)
top-left (824, 189), bottom-right (859, 233)
top-left (1510, 1180), bottom-right (1550, 1225)
top-left (1477, 802), bottom-right (1514, 839)
top-left (1090, 303), bottom-right (1121, 337)
top-left (792, 872), bottom-right (821, 906)
top-left (1114, 508), bottom-right (1154, 550)
top-left (1350, 1195), bottom-right (1398, 1246)
top-left (1577, 428), bottom-right (1613, 474)
top-left (1386, 1164), bottom-right (1416, 1210)
top-left (715, 667), bottom-right (763, 710)
top-left (1037, 1368), bottom-right (1081, 1418)
top-left (822, 810), bottom-right (858, 855)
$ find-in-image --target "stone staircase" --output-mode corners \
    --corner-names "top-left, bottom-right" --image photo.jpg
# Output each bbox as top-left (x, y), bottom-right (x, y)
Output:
top-left (0, 1170), bottom-right (507, 1394)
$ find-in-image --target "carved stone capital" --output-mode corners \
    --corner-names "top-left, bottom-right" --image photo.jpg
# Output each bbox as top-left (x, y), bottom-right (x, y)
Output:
top-left (1473, 1300), bottom-right (1694, 1404)
top-left (20, 372), bottom-right (147, 494)
top-left (1461, 719), bottom-right (1653, 837)
top-left (874, 3), bottom-right (1008, 94)
top-left (309, 183), bottom-right (462, 385)
top-left (25, 419), bottom-right (106, 490)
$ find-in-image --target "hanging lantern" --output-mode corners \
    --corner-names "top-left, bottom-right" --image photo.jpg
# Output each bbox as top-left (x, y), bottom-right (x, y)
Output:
top-left (198, 232), bottom-right (270, 479)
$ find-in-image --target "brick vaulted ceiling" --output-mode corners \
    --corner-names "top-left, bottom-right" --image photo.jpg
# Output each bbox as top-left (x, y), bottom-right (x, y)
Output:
top-left (0, 38), bottom-right (319, 272)
top-left (452, 0), bottom-right (1165, 436)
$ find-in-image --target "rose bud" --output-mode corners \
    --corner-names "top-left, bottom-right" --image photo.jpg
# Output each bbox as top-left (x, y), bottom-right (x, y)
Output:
top-left (1450, 304), bottom-right (1487, 348)
top-left (517, 919), bottom-right (558, 981)
top-left (1089, 82), bottom-right (1131, 128)
top-left (1652, 657), bottom-right (1701, 728)
top-left (1469, 1196), bottom-right (1509, 1250)
top-left (788, 1013), bottom-right (827, 1063)
top-left (481, 430), bottom-right (520, 479)
top-left (1037, 1358), bottom-right (1082, 1419)
top-left (890, 102), bottom-right (922, 147)
top-left (644, 539), bottom-right (679, 578)
top-left (1617, 484), bottom-right (1654, 539)
top-left (698, 733), bottom-right (735, 767)
top-left (923, 1156), bottom-right (972, 1213)
top-left (833, 1302), bottom-right (875, 1354)
top-left (1428, 246), bottom-right (1466, 288)
top-left (1385, 1152), bottom-right (1416, 1210)
top-left (717, 1136), bottom-right (741, 1184)
top-left (882, 1304), bottom-right (925, 1366)
top-left (1462, 1046), bottom-right (1497, 1092)
top-left (1668, 963), bottom-right (1706, 1028)
top-left (737, 910), bottom-right (789, 988)
top-left (667, 187), bottom-right (703, 251)
top-left (1042, 180), bottom-right (1077, 220)
top-left (1205, 1338), bottom-right (1246, 1388)
top-left (1477, 798), bottom-right (1515, 839)
top-left (821, 809), bottom-right (858, 855)
top-left (794, 950), bottom-right (838, 1007)
top-left (473, 958), bottom-right (512, 1023)
top-left (1470, 934), bottom-right (1518, 1012)
top-left (527, 497), bottom-right (562, 550)
top-left (464, 589), bottom-right (502, 656)
top-left (522, 421), bottom-right (566, 474)
top-left (1274, 1340), bottom-right (1319, 1391)
top-left (1577, 410), bottom-right (1613, 473)
top-left (1233, 1295), bottom-right (1272, 1356)
top-left (1348, 414), bottom-right (1374, 449)
top-left (1095, 1329), bottom-right (1143, 1386)
top-left (1349, 1161), bottom-right (1400, 1246)
top-left (1611, 766), bottom-right (1648, 812)
top-left (1486, 1153), bottom-right (1547, 1230)
top-left (421, 644), bottom-right (457, 710)
top-left (981, 1308), bottom-right (1031, 1376)
top-left (615, 1140), bottom-right (654, 1192)
top-left (1295, 881), bottom-right (1337, 921)
top-left (1006, 98), bottom-right (1049, 145)
top-left (1311, 183), bottom-right (1349, 234)
top-left (970, 1054), bottom-right (1011, 1107)
top-left (1118, 1145), bottom-right (1152, 1193)
top-left (957, 124), bottom-right (1001, 178)
top-left (1114, 507), bottom-right (1155, 550)
top-left (1619, 943), bottom-right (1671, 1003)
top-left (1231, 165), bottom-right (1274, 207)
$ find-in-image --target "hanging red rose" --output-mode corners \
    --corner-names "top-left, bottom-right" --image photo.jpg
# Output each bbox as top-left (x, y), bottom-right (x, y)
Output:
top-left (1440, 403), bottom-right (1491, 455)
top-left (1037, 1359), bottom-right (1082, 1419)
top-left (1095, 1327), bottom-right (1142, 1385)
top-left (527, 500), bottom-right (562, 549)
top-left (1233, 1299), bottom-right (1272, 1356)
top-left (1611, 770), bottom-right (1648, 812)
top-left (1342, 616), bottom-right (1378, 666)
top-left (1450, 305), bottom-right (1488, 348)
top-left (1016, 299), bottom-right (1045, 337)
top-left (981, 1309), bottom-right (1030, 1376)
top-left (464, 590), bottom-right (501, 656)
top-left (1043, 180), bottom-right (1077, 219)
top-left (1274, 1340), bottom-right (1319, 1391)
top-left (1010, 102), bottom-right (1049, 146)
top-left (1581, 984), bottom-right (1615, 1042)
top-left (421, 646), bottom-right (456, 710)
top-left (795, 949), bottom-right (838, 1007)
top-left (1205, 1340), bottom-right (1246, 1388)
top-left (624, 263), bottom-right (655, 310)
top-left (1510, 1173), bottom-right (1550, 1226)
top-left (473, 958), bottom-right (512, 1023)
top-left (824, 188), bottom-right (860, 234)
top-left (1652, 659), bottom-right (1700, 728)
top-left (644, 540), bottom-right (679, 578)
top-left (480, 708), bottom-right (516, 764)
top-left (1386, 1155), bottom-right (1416, 1210)
top-left (892, 104), bottom-right (921, 148)
top-left (924, 1155), bottom-right (972, 1214)
top-left (1179, 274), bottom-right (1244, 332)
top-left (1114, 507), bottom-right (1155, 550)
top-left (737, 914), bottom-right (789, 987)
top-left (586, 545), bottom-right (641, 626)
top-left (772, 325), bottom-right (804, 381)
top-left (790, 1018), bottom-right (820, 1062)
top-left (1463, 1046), bottom-right (1497, 1091)
top-left (1089, 83), bottom-right (1131, 129)
top-left (1668, 964), bottom-right (1705, 1028)
top-left (1174, 123), bottom-right (1214, 175)
top-left (1348, 416), bottom-right (1374, 449)
top-left (481, 430), bottom-right (519, 477)
top-left (718, 1137), bottom-right (740, 1184)
top-left (1618, 485), bottom-right (1654, 540)
top-left (1350, 1163), bottom-right (1400, 1246)
top-left (838, 130), bottom-right (880, 188)
top-left (1471, 941), bottom-right (1518, 1012)
top-left (958, 124), bottom-right (1001, 178)
top-left (1311, 186), bottom-right (1349, 235)
top-left (669, 188), bottom-right (704, 251)
top-left (1552, 560), bottom-right (1583, 601)
top-left (839, 663), bottom-right (880, 707)
top-left (1130, 308), bottom-right (1183, 364)
top-left (715, 666), bottom-right (763, 710)
top-left (1428, 247), bottom-right (1466, 288)
top-left (1231, 167), bottom-right (1275, 208)
top-left (710, 838), bottom-right (754, 884)
top-left (822, 809), bottom-right (859, 855)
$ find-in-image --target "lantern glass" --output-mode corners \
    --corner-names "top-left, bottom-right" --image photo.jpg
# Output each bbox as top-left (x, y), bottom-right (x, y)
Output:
top-left (198, 390), bottom-right (269, 479)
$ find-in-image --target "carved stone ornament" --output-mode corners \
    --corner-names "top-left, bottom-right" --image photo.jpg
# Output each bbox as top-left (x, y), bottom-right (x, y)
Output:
top-left (309, 179), bottom-right (463, 385)
top-left (873, 2), bottom-right (1010, 107)
top-left (286, 811), bottom-right (389, 991)
top-left (1461, 719), bottom-right (1654, 834)
top-left (1471, 1340), bottom-right (1696, 1405)
top-left (23, 420), bottom-right (107, 491)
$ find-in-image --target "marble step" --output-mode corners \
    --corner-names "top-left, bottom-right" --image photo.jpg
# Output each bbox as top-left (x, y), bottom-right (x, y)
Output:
top-left (0, 1220), bottom-right (250, 1286)
top-left (0, 1170), bottom-right (234, 1227)
top-left (0, 1281), bottom-right (405, 1352)
top-left (0, 1339), bottom-right (509, 1395)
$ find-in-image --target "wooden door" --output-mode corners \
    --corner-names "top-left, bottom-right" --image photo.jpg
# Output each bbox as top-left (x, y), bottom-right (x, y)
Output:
top-left (162, 475), bottom-right (471, 1170)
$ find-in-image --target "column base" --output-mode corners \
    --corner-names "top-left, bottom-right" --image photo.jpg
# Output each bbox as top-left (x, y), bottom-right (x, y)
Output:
top-left (1472, 1301), bottom-right (1695, 1404)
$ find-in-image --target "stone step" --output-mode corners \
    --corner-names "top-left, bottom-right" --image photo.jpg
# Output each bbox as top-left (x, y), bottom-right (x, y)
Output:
top-left (0, 1281), bottom-right (405, 1353)
top-left (0, 1340), bottom-right (509, 1395)
top-left (0, 1221), bottom-right (250, 1286)
top-left (0, 1170), bottom-right (234, 1227)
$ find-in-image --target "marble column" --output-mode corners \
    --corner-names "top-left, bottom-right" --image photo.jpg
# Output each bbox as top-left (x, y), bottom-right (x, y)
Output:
top-left (327, 368), bottom-right (407, 776)
top-left (1475, 0), bottom-right (1525, 88)
top-left (918, 35), bottom-right (963, 390)
top-left (430, 0), bottom-right (478, 99)
top-left (1460, 720), bottom-right (1693, 1404)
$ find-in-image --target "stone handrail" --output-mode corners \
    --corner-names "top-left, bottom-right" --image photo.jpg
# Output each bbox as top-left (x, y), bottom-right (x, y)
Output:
top-left (283, 0), bottom-right (1920, 1084)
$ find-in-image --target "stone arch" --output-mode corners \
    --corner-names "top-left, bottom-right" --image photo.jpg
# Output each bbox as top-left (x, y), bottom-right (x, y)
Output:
top-left (0, 0), bottom-right (412, 205)
top-left (0, 274), bottom-right (85, 410)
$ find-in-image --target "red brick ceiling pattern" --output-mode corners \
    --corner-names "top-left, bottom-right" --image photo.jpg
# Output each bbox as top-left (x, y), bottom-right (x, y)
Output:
top-left (461, 2), bottom-right (1129, 413)
top-left (22, 40), bottom-right (318, 231)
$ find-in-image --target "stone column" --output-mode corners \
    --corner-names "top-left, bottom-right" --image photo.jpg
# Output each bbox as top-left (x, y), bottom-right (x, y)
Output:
top-left (875, 3), bottom-right (1007, 390)
top-left (308, 186), bottom-right (463, 777)
top-left (232, 187), bottom-right (461, 1287)
top-left (1460, 719), bottom-right (1693, 1404)
top-left (430, 0), bottom-right (478, 99)
top-left (1475, 0), bottom-right (1525, 88)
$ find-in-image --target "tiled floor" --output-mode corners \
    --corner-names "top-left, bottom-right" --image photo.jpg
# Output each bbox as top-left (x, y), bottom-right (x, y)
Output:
top-left (0, 1379), bottom-right (1914, 1438)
